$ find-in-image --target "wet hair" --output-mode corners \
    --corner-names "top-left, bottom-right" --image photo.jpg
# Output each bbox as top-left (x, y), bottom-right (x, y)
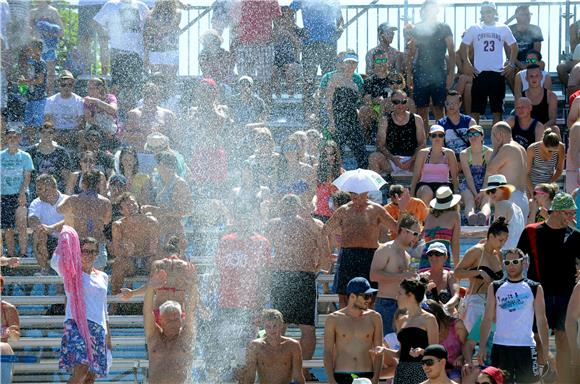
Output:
top-left (279, 194), bottom-right (302, 217)
top-left (262, 309), bottom-right (284, 323)
top-left (163, 235), bottom-right (181, 255)
top-left (88, 77), bottom-right (107, 93)
top-left (447, 89), bottom-right (462, 102)
top-left (317, 140), bottom-right (341, 183)
top-left (389, 184), bottom-right (405, 197)
top-left (535, 183), bottom-right (559, 199)
top-left (29, 39), bottom-right (43, 51)
top-left (332, 191), bottom-right (351, 208)
top-left (487, 216), bottom-right (509, 238)
top-left (424, 299), bottom-right (455, 329)
top-left (430, 203), bottom-right (459, 217)
top-left (400, 277), bottom-right (428, 303)
top-left (387, 72), bottom-right (406, 89)
top-left (159, 300), bottom-right (182, 316)
top-left (398, 214), bottom-right (419, 234)
top-left (526, 49), bottom-right (542, 61)
top-left (80, 237), bottom-right (98, 248)
top-left (119, 147), bottom-right (139, 177)
top-left (36, 173), bottom-right (57, 187)
top-left (155, 151), bottom-right (178, 171)
top-left (391, 89), bottom-right (407, 99)
top-left (526, 63), bottom-right (541, 72)
top-left (542, 128), bottom-right (560, 148)
top-left (502, 248), bottom-right (525, 260)
top-left (82, 170), bottom-right (102, 191)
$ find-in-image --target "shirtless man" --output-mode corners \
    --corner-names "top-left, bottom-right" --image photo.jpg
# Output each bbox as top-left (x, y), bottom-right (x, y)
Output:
top-left (144, 267), bottom-right (197, 384)
top-left (123, 82), bottom-right (177, 150)
top-left (111, 193), bottom-right (159, 295)
top-left (142, 151), bottom-right (193, 251)
top-left (370, 214), bottom-right (420, 335)
top-left (243, 309), bottom-right (305, 384)
top-left (323, 277), bottom-right (383, 384)
top-left (56, 170), bottom-right (112, 268)
top-left (454, 217), bottom-right (508, 332)
top-left (323, 191), bottom-right (398, 308)
top-left (484, 121), bottom-right (530, 219)
top-left (566, 121), bottom-right (580, 193)
top-left (266, 194), bottom-right (327, 379)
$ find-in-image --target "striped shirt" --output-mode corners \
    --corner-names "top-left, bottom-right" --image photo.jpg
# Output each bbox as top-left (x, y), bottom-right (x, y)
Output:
top-left (530, 145), bottom-right (557, 186)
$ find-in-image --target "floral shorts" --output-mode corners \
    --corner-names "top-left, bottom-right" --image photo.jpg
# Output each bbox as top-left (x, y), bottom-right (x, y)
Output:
top-left (60, 319), bottom-right (108, 377)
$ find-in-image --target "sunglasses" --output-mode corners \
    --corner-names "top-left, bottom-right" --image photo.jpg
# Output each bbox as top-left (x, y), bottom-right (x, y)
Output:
top-left (374, 58), bottom-right (388, 64)
top-left (427, 251), bottom-right (445, 257)
top-left (503, 257), bottom-right (524, 266)
top-left (421, 359), bottom-right (439, 367)
top-left (389, 80), bottom-right (403, 85)
top-left (60, 82), bottom-right (74, 87)
top-left (392, 99), bottom-right (407, 105)
top-left (430, 133), bottom-right (445, 139)
top-left (81, 248), bottom-right (98, 255)
top-left (485, 188), bottom-right (497, 195)
top-left (357, 293), bottom-right (373, 300)
top-left (525, 58), bottom-right (538, 64)
top-left (533, 190), bottom-right (548, 196)
top-left (467, 131), bottom-right (483, 138)
top-left (402, 227), bottom-right (421, 237)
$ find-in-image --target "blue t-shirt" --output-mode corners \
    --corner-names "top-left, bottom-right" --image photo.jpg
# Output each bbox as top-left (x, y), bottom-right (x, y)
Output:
top-left (438, 114), bottom-right (473, 155)
top-left (1, 149), bottom-right (34, 195)
top-left (290, 0), bottom-right (341, 44)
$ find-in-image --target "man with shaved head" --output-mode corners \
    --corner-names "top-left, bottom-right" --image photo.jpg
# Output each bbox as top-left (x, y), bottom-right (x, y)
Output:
top-left (483, 121), bottom-right (530, 218)
top-left (507, 97), bottom-right (545, 149)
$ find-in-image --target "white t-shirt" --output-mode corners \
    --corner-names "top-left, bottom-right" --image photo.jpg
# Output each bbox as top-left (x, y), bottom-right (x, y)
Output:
top-left (94, 0), bottom-right (150, 56)
top-left (493, 278), bottom-right (537, 347)
top-left (44, 93), bottom-right (84, 131)
top-left (462, 22), bottom-right (517, 73)
top-left (28, 192), bottom-right (67, 226)
top-left (51, 251), bottom-right (109, 329)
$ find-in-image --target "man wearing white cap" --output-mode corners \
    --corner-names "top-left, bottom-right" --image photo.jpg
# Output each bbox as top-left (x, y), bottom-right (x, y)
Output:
top-left (484, 121), bottom-right (529, 219)
top-left (460, 1), bottom-right (518, 125)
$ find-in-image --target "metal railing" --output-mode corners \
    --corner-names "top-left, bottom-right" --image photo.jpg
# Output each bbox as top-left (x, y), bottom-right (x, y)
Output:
top-left (54, 1), bottom-right (579, 77)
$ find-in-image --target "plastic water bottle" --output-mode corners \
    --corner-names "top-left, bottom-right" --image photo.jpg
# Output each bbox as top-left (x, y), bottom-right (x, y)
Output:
top-left (18, 83), bottom-right (28, 96)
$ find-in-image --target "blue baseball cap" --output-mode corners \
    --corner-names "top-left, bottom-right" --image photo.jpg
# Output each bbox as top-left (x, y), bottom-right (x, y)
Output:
top-left (343, 53), bottom-right (359, 63)
top-left (346, 277), bottom-right (378, 295)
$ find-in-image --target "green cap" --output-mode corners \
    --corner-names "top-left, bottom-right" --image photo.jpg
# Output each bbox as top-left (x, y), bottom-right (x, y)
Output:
top-left (549, 192), bottom-right (577, 211)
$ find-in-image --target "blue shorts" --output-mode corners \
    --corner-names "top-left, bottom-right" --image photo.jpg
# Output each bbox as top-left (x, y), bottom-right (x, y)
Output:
top-left (24, 98), bottom-right (47, 127)
top-left (412, 72), bottom-right (447, 108)
top-left (375, 297), bottom-right (398, 335)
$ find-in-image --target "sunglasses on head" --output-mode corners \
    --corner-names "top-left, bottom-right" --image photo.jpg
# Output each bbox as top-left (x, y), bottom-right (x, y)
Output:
top-left (421, 358), bottom-right (439, 367)
top-left (526, 58), bottom-right (538, 64)
top-left (430, 133), bottom-right (445, 139)
top-left (392, 99), bottom-right (407, 105)
top-left (374, 58), bottom-right (388, 64)
top-left (467, 131), bottom-right (482, 138)
top-left (504, 257), bottom-right (524, 266)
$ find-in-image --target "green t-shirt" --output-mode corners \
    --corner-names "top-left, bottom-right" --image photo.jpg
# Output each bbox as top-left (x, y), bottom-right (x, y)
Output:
top-left (319, 70), bottom-right (364, 92)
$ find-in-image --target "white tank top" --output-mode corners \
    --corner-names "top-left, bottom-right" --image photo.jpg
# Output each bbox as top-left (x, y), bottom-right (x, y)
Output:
top-left (492, 278), bottom-right (538, 347)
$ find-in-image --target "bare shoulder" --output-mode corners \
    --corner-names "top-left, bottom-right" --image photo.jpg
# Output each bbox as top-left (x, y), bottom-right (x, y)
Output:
top-left (368, 200), bottom-right (387, 211)
top-left (281, 336), bottom-right (301, 349)
top-left (366, 309), bottom-right (382, 321)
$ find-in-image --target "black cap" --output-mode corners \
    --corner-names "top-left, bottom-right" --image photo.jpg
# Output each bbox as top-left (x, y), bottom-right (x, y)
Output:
top-left (346, 277), bottom-right (378, 295)
top-left (423, 344), bottom-right (448, 360)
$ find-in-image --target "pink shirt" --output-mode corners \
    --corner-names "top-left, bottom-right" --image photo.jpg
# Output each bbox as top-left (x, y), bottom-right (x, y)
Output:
top-left (235, 0), bottom-right (281, 44)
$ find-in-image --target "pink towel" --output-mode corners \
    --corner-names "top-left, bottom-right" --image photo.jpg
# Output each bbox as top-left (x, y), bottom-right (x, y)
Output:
top-left (56, 226), bottom-right (93, 362)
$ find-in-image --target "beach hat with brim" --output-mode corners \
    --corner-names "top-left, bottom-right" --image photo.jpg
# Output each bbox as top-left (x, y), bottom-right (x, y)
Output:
top-left (430, 186), bottom-right (461, 210)
top-left (144, 132), bottom-right (169, 152)
top-left (480, 174), bottom-right (516, 193)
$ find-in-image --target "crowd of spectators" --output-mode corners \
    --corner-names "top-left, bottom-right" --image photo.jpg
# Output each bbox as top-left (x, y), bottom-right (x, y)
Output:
top-left (0, 0), bottom-right (579, 384)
